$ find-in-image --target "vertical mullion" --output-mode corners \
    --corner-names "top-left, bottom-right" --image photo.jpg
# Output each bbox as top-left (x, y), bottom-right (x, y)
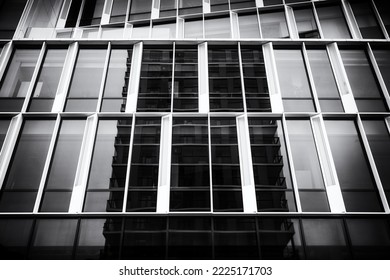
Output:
top-left (302, 43), bottom-right (321, 113)
top-left (126, 42), bottom-right (143, 113)
top-left (237, 43), bottom-right (247, 113)
top-left (123, 113), bottom-right (136, 212)
top-left (208, 113), bottom-right (214, 212)
top-left (198, 42), bottom-right (209, 113)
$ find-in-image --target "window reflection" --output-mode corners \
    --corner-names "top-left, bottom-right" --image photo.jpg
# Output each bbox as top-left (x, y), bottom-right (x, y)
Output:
top-left (316, 4), bottom-right (351, 39)
top-left (0, 49), bottom-right (40, 112)
top-left (0, 119), bottom-right (11, 151)
top-left (372, 49), bottom-right (390, 94)
top-left (238, 13), bottom-right (260, 39)
top-left (293, 7), bottom-right (320, 38)
top-left (374, 0), bottom-right (390, 36)
top-left (205, 16), bottom-right (231, 39)
top-left (259, 10), bottom-right (289, 38)
top-left (0, 0), bottom-right (28, 39)
top-left (179, 0), bottom-right (202, 16)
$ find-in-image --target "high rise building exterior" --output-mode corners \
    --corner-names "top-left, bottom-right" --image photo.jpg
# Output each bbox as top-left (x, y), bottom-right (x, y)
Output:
top-left (0, 0), bottom-right (390, 260)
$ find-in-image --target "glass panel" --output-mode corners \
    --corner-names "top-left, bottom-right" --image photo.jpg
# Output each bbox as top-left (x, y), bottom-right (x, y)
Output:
top-left (65, 0), bottom-right (83, 27)
top-left (325, 120), bottom-right (383, 212)
top-left (160, 0), bottom-right (177, 17)
top-left (137, 46), bottom-right (173, 112)
top-left (362, 120), bottom-right (390, 203)
top-left (0, 119), bottom-right (11, 151)
top-left (374, 0), bottom-right (390, 36)
top-left (238, 13), bottom-right (260, 39)
top-left (151, 21), bottom-right (176, 39)
top-left (209, 46), bottom-right (243, 112)
top-left (101, 49), bottom-right (131, 112)
top-left (204, 16), bottom-right (231, 39)
top-left (340, 49), bottom-right (387, 112)
top-left (230, 0), bottom-right (256, 10)
top-left (184, 18), bottom-right (203, 39)
top-left (210, 0), bottom-right (229, 12)
top-left (178, 0), bottom-right (202, 16)
top-left (293, 7), bottom-right (320, 38)
top-left (274, 49), bottom-right (315, 112)
top-left (0, 0), bottom-right (28, 39)
top-left (286, 120), bottom-right (329, 212)
top-left (129, 0), bottom-right (152, 21)
top-left (30, 219), bottom-right (77, 259)
top-left (110, 0), bottom-right (128, 23)
top-left (170, 118), bottom-right (210, 211)
top-left (65, 49), bottom-right (106, 112)
top-left (0, 219), bottom-right (33, 259)
top-left (76, 218), bottom-right (122, 259)
top-left (28, 49), bottom-right (67, 112)
top-left (260, 11), bottom-right (289, 38)
top-left (306, 49), bottom-right (343, 112)
top-left (346, 218), bottom-right (390, 259)
top-left (372, 49), bottom-right (390, 94)
top-left (350, 0), bottom-right (384, 39)
top-left (263, 0), bottom-right (283, 5)
top-left (40, 119), bottom-right (86, 212)
top-left (0, 120), bottom-right (55, 212)
top-left (302, 219), bottom-right (350, 259)
top-left (80, 0), bottom-right (105, 26)
top-left (173, 46), bottom-right (198, 112)
top-left (127, 118), bottom-right (161, 211)
top-left (316, 4), bottom-right (351, 39)
top-left (249, 118), bottom-right (296, 212)
top-left (241, 46), bottom-right (270, 112)
top-left (211, 118), bottom-right (243, 212)
top-left (0, 49), bottom-right (40, 112)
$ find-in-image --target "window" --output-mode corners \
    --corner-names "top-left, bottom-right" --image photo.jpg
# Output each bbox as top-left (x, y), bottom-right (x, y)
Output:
top-left (0, 49), bottom-right (40, 112)
top-left (350, 0), bottom-right (384, 39)
top-left (238, 12), bottom-right (261, 39)
top-left (230, 0), bottom-right (256, 10)
top-left (249, 118), bottom-right (296, 212)
top-left (293, 6), bottom-right (320, 38)
top-left (65, 0), bottom-right (83, 27)
top-left (137, 46), bottom-right (173, 112)
top-left (208, 46), bottom-right (243, 112)
top-left (0, 118), bottom-right (11, 151)
top-left (241, 46), bottom-right (270, 111)
top-left (274, 49), bottom-right (315, 112)
top-left (80, 0), bottom-right (105, 26)
top-left (129, 0), bottom-right (153, 21)
top-left (173, 46), bottom-right (198, 112)
top-left (372, 48), bottom-right (390, 93)
top-left (170, 117), bottom-right (210, 211)
top-left (0, 120), bottom-right (56, 212)
top-left (259, 10), bottom-right (289, 38)
top-left (316, 4), bottom-right (351, 39)
top-left (340, 49), bottom-right (387, 112)
top-left (210, 0), bottom-right (229, 12)
top-left (127, 118), bottom-right (161, 212)
top-left (65, 48), bottom-right (107, 112)
top-left (160, 0), bottom-right (177, 17)
top-left (374, 0), bottom-right (390, 36)
top-left (178, 0), bottom-right (202, 16)
top-left (151, 20), bottom-right (176, 39)
top-left (0, 219), bottom-right (33, 259)
top-left (211, 118), bottom-right (243, 212)
top-left (325, 120), bottom-right (383, 212)
top-left (110, 0), bottom-right (128, 23)
top-left (0, 0), bottom-right (28, 38)
top-left (28, 49), bottom-right (67, 112)
top-left (286, 120), bottom-right (330, 212)
top-left (84, 118), bottom-right (132, 212)
top-left (101, 49), bottom-right (132, 112)
top-left (40, 119), bottom-right (86, 212)
top-left (204, 16), bottom-right (231, 39)
top-left (184, 18), bottom-right (203, 39)
top-left (306, 48), bottom-right (343, 112)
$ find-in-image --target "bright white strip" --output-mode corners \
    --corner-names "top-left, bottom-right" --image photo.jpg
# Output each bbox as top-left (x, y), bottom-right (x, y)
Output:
top-left (126, 42), bottom-right (143, 113)
top-left (198, 43), bottom-right (209, 113)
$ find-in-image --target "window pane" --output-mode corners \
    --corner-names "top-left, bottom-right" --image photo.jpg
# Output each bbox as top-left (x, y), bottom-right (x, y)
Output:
top-left (306, 49), bottom-right (343, 112)
top-left (238, 13), bottom-right (260, 39)
top-left (0, 0), bottom-right (28, 39)
top-left (274, 49), bottom-right (315, 112)
top-left (80, 0), bottom-right (105, 26)
top-left (293, 7), bottom-right (320, 38)
top-left (0, 119), bottom-right (11, 151)
top-left (129, 0), bottom-right (152, 21)
top-left (372, 49), bottom-right (390, 94)
top-left (40, 119), bottom-right (86, 212)
top-left (110, 0), bottom-right (128, 23)
top-left (28, 49), bottom-right (67, 112)
top-left (230, 0), bottom-right (256, 10)
top-left (205, 16), bottom-right (231, 39)
top-left (209, 46), bottom-right (243, 112)
top-left (0, 219), bottom-right (33, 259)
top-left (260, 11), bottom-right (289, 38)
top-left (362, 120), bottom-right (390, 203)
top-left (340, 49), bottom-right (387, 112)
top-left (66, 49), bottom-right (106, 112)
top-left (0, 120), bottom-right (55, 212)
top-left (101, 49), bottom-right (131, 112)
top-left (374, 0), bottom-right (390, 36)
top-left (350, 0), bottom-right (384, 39)
top-left (184, 18), bottom-right (203, 39)
top-left (0, 49), bottom-right (40, 112)
top-left (210, 0), bottom-right (229, 12)
top-left (151, 21), bottom-right (176, 39)
top-left (316, 4), bottom-right (351, 39)
top-left (179, 0), bottom-right (202, 16)
top-left (325, 120), bottom-right (383, 212)
top-left (160, 0), bottom-right (177, 17)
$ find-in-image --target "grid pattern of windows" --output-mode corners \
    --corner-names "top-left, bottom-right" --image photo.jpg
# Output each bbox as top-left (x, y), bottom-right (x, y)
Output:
top-left (0, 0), bottom-right (390, 260)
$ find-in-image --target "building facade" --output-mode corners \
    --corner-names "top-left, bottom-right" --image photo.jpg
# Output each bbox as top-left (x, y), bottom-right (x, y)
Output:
top-left (0, 0), bottom-right (390, 259)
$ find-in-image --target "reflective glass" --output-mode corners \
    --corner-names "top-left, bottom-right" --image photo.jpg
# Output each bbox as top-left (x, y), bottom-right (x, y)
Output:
top-left (28, 49), bottom-right (67, 112)
top-left (372, 49), bottom-right (390, 93)
top-left (293, 7), bottom-right (320, 38)
top-left (0, 0), bottom-right (28, 39)
top-left (260, 11), bottom-right (289, 38)
top-left (80, 0), bottom-right (105, 26)
top-left (205, 16), bottom-right (231, 39)
top-left (239, 13), bottom-right (260, 39)
top-left (160, 0), bottom-right (177, 17)
top-left (210, 0), bottom-right (229, 12)
top-left (0, 119), bottom-right (11, 151)
top-left (110, 0), bottom-right (128, 23)
top-left (151, 21), bottom-right (176, 39)
top-left (316, 4), bottom-right (351, 39)
top-left (184, 18), bottom-right (203, 39)
top-left (178, 0), bottom-right (202, 15)
top-left (350, 0), bottom-right (384, 39)
top-left (0, 219), bottom-right (33, 259)
top-left (129, 0), bottom-right (152, 21)
top-left (0, 49), bottom-right (40, 112)
top-left (374, 0), bottom-right (390, 35)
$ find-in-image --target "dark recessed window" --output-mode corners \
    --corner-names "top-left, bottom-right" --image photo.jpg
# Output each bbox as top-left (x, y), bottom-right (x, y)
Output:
top-left (350, 0), bottom-right (384, 39)
top-left (316, 4), bottom-right (351, 39)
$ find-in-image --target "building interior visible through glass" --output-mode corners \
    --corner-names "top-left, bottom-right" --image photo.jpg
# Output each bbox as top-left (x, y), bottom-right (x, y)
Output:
top-left (0, 0), bottom-right (390, 260)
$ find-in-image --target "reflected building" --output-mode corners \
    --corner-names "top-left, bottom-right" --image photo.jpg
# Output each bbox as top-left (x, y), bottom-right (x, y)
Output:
top-left (0, 0), bottom-right (390, 260)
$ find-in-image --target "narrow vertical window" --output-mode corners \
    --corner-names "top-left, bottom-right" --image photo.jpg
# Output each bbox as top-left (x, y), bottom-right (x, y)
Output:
top-left (241, 46), bottom-right (271, 112)
top-left (101, 49), bottom-right (132, 112)
top-left (0, 119), bottom-right (55, 212)
top-left (0, 49), bottom-right (40, 112)
top-left (65, 49), bottom-right (107, 112)
top-left (127, 118), bottom-right (161, 211)
top-left (350, 0), bottom-right (384, 39)
top-left (316, 4), bottom-right (351, 39)
top-left (137, 46), bottom-right (173, 112)
top-left (173, 46), bottom-right (198, 112)
top-left (249, 118), bottom-right (296, 212)
top-left (84, 118), bottom-right (132, 212)
top-left (274, 49), bottom-right (315, 112)
top-left (40, 119), bottom-right (86, 212)
top-left (211, 117), bottom-right (243, 212)
top-left (208, 46), bottom-right (243, 112)
top-left (374, 0), bottom-right (390, 36)
top-left (306, 48), bottom-right (343, 112)
top-left (325, 120), bottom-right (383, 212)
top-left (293, 6), bottom-right (320, 38)
top-left (340, 49), bottom-right (387, 112)
top-left (28, 49), bottom-right (67, 112)
top-left (170, 117), bottom-right (210, 211)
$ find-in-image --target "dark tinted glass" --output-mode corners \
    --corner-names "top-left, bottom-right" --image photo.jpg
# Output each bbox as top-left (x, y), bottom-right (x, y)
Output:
top-left (0, 219), bottom-right (33, 259)
top-left (294, 7), bottom-right (320, 38)
top-left (0, 0), bottom-right (28, 38)
top-left (350, 0), bottom-right (384, 39)
top-left (316, 4), bottom-right (351, 39)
